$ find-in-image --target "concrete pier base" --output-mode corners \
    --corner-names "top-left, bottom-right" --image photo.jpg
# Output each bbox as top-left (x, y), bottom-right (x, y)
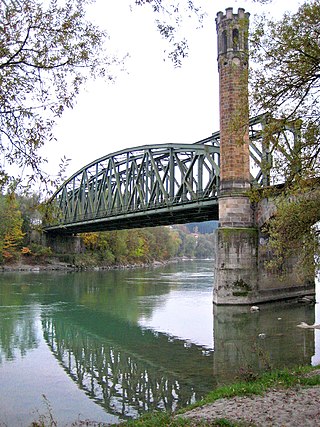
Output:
top-left (213, 227), bottom-right (259, 305)
top-left (42, 233), bottom-right (84, 255)
top-left (213, 227), bottom-right (315, 305)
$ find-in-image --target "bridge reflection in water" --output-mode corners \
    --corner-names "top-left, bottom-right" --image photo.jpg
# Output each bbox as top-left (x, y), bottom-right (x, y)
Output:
top-left (42, 308), bottom-right (215, 419)
top-left (41, 299), bottom-right (316, 420)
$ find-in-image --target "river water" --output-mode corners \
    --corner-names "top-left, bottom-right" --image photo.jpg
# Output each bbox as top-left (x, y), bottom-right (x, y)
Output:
top-left (0, 260), bottom-right (319, 426)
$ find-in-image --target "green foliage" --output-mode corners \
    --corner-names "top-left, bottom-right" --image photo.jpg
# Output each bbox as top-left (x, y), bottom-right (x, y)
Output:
top-left (174, 225), bottom-right (215, 259)
top-left (193, 234), bottom-right (215, 259)
top-left (176, 228), bottom-right (197, 258)
top-left (250, 1), bottom-right (320, 182)
top-left (250, 1), bottom-right (320, 276)
top-left (264, 185), bottom-right (320, 277)
top-left (178, 365), bottom-right (320, 415)
top-left (79, 224), bottom-right (216, 267)
top-left (112, 365), bottom-right (320, 427)
top-left (28, 243), bottom-right (52, 260)
top-left (135, 0), bottom-right (205, 68)
top-left (80, 226), bottom-right (183, 267)
top-left (28, 365), bottom-right (320, 427)
top-left (16, 193), bottom-right (42, 242)
top-left (0, 0), bottom-right (117, 187)
top-left (0, 193), bottom-right (24, 263)
top-left (0, 189), bottom-right (216, 266)
top-left (0, 192), bottom-right (54, 264)
top-left (116, 411), bottom-right (239, 427)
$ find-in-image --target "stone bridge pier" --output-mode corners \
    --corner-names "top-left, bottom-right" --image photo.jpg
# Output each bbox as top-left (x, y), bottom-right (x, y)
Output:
top-left (213, 8), bottom-right (315, 305)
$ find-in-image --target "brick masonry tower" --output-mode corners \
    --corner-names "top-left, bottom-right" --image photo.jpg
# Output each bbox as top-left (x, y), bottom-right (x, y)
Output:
top-left (213, 8), bottom-right (258, 304)
top-left (213, 8), bottom-right (315, 305)
top-left (217, 7), bottom-right (252, 227)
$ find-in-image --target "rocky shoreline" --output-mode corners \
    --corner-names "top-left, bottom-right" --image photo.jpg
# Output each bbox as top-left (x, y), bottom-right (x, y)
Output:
top-left (0, 258), bottom-right (184, 273)
top-left (179, 368), bottom-right (320, 427)
top-left (181, 384), bottom-right (320, 426)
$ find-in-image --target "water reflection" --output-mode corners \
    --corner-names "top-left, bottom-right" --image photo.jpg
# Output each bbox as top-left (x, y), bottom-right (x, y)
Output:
top-left (0, 306), bottom-right (39, 362)
top-left (0, 262), bottom-right (318, 424)
top-left (213, 302), bottom-right (316, 384)
top-left (41, 305), bottom-right (215, 419)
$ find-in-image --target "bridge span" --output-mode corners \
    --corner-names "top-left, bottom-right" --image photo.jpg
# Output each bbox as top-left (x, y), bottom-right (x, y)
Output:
top-left (44, 115), bottom-right (268, 234)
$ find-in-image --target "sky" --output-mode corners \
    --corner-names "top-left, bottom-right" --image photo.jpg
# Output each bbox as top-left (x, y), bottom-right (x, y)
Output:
top-left (45, 0), bottom-right (303, 181)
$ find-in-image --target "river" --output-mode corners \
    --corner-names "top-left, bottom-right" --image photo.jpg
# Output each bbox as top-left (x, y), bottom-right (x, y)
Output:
top-left (0, 260), bottom-right (319, 425)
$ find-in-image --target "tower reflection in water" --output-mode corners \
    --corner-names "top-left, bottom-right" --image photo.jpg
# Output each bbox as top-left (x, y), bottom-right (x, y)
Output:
top-left (212, 301), bottom-right (315, 383)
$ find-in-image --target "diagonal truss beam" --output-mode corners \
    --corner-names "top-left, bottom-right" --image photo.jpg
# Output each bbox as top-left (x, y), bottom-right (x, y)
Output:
top-left (45, 143), bottom-right (220, 233)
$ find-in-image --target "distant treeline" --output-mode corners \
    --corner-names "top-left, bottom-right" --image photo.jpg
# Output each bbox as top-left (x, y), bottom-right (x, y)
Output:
top-left (0, 192), bottom-right (215, 266)
top-left (76, 224), bottom-right (215, 267)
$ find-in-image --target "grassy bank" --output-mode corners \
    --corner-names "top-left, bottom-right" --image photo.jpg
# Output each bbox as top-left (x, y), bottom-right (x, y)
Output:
top-left (109, 365), bottom-right (320, 427)
top-left (28, 365), bottom-right (320, 426)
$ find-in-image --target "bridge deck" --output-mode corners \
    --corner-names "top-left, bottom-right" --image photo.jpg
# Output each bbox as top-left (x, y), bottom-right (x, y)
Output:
top-left (45, 199), bottom-right (219, 234)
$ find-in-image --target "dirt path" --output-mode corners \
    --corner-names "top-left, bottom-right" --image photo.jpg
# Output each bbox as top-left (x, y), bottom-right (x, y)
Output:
top-left (181, 385), bottom-right (320, 426)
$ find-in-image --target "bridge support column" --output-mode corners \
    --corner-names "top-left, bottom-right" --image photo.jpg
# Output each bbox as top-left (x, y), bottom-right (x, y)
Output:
top-left (213, 227), bottom-right (259, 304)
top-left (214, 8), bottom-right (259, 304)
top-left (213, 8), bottom-right (315, 304)
top-left (43, 233), bottom-right (84, 256)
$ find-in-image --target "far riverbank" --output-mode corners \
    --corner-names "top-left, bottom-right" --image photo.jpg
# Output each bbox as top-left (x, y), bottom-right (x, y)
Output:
top-left (0, 256), bottom-right (202, 273)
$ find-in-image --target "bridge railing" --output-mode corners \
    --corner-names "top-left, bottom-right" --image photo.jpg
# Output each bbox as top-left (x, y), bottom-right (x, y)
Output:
top-left (195, 114), bottom-right (272, 186)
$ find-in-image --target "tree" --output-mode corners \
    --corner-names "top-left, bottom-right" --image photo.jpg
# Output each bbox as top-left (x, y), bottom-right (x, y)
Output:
top-left (0, 192), bottom-right (24, 262)
top-left (0, 0), bottom-right (116, 188)
top-left (194, 233), bottom-right (215, 259)
top-left (249, 1), bottom-right (320, 275)
top-left (264, 191), bottom-right (319, 280)
top-left (250, 0), bottom-right (320, 182)
top-left (0, 0), bottom-right (208, 191)
top-left (135, 0), bottom-right (205, 67)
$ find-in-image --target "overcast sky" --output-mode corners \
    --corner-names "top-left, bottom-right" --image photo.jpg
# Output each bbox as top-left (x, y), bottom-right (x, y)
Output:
top-left (45, 0), bottom-right (303, 180)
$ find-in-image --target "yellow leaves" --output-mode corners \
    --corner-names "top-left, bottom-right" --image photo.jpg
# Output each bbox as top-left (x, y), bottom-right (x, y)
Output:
top-left (21, 246), bottom-right (31, 255)
top-left (81, 232), bottom-right (99, 250)
top-left (0, 193), bottom-right (25, 263)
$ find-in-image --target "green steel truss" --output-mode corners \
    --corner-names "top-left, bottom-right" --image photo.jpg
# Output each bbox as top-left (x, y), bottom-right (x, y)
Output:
top-left (45, 143), bottom-right (220, 233)
top-left (45, 114), bottom-right (297, 234)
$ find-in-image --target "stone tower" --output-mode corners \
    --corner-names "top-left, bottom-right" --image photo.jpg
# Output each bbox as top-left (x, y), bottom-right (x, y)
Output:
top-left (213, 8), bottom-right (258, 305)
top-left (213, 8), bottom-right (315, 305)
top-left (216, 7), bottom-right (252, 227)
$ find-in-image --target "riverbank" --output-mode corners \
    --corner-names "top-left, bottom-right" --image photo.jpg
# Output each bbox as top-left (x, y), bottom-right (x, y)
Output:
top-left (0, 257), bottom-right (187, 272)
top-left (112, 365), bottom-right (320, 427)
top-left (180, 384), bottom-right (320, 426)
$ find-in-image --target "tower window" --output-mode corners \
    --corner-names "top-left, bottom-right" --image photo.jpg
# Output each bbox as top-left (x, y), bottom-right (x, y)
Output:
top-left (222, 30), bottom-right (227, 53)
top-left (233, 29), bottom-right (239, 51)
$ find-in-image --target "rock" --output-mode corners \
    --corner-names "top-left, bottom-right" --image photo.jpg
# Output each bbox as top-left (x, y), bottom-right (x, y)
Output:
top-left (297, 322), bottom-right (320, 329)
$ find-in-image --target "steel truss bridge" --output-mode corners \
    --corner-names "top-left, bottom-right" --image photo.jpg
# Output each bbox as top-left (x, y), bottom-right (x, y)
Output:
top-left (44, 114), bottom-right (298, 234)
